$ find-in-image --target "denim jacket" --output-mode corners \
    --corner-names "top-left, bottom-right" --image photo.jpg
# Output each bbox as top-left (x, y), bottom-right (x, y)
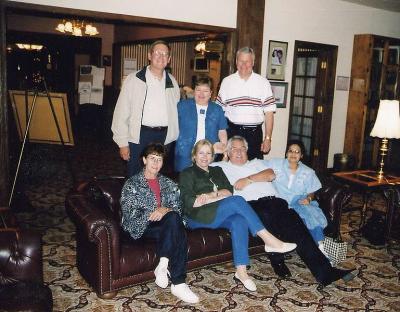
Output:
top-left (175, 98), bottom-right (227, 172)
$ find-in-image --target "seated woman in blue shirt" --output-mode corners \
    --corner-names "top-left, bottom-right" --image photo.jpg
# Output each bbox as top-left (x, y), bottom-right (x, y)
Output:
top-left (175, 77), bottom-right (228, 172)
top-left (264, 140), bottom-right (328, 251)
top-left (179, 139), bottom-right (297, 292)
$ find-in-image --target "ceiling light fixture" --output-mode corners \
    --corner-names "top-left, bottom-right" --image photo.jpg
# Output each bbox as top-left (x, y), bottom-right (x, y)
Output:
top-left (16, 43), bottom-right (44, 51)
top-left (195, 41), bottom-right (207, 54)
top-left (55, 20), bottom-right (99, 36)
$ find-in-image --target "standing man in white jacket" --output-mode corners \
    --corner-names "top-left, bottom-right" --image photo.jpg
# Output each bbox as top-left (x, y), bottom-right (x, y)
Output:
top-left (112, 40), bottom-right (180, 176)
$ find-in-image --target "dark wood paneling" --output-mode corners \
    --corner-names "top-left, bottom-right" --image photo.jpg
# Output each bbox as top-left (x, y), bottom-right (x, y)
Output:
top-left (236, 0), bottom-right (265, 73)
top-left (344, 34), bottom-right (400, 169)
top-left (0, 1), bottom-right (9, 205)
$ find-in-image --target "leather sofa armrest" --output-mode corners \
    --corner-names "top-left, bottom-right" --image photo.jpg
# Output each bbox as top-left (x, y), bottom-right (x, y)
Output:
top-left (315, 179), bottom-right (352, 239)
top-left (66, 193), bottom-right (120, 256)
top-left (66, 192), bottom-right (121, 293)
top-left (0, 229), bottom-right (43, 286)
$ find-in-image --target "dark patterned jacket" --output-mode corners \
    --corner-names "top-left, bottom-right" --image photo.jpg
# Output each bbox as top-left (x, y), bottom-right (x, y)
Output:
top-left (121, 170), bottom-right (182, 239)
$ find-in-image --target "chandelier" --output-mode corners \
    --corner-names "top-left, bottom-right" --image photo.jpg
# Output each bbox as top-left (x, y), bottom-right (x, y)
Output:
top-left (55, 20), bottom-right (99, 36)
top-left (195, 41), bottom-right (207, 53)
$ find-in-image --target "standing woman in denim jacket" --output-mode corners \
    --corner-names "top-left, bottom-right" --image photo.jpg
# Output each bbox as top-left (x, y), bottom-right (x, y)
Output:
top-left (175, 77), bottom-right (228, 172)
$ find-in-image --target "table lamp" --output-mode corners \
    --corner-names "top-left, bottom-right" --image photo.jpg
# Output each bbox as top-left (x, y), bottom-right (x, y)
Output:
top-left (370, 99), bottom-right (400, 180)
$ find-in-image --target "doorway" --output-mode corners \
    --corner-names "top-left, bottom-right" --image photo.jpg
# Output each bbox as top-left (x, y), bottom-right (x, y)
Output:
top-left (287, 41), bottom-right (338, 173)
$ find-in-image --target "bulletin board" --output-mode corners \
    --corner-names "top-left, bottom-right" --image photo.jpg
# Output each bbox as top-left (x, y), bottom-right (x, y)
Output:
top-left (9, 90), bottom-right (75, 145)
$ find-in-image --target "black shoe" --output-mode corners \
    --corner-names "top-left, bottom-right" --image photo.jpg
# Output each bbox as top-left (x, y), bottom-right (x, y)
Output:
top-left (319, 268), bottom-right (355, 287)
top-left (271, 262), bottom-right (292, 279)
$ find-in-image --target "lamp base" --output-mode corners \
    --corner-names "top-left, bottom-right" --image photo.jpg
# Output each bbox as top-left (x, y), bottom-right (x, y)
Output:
top-left (376, 138), bottom-right (389, 181)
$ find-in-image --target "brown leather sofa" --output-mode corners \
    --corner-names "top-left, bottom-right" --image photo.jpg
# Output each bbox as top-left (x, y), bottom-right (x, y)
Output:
top-left (0, 207), bottom-right (53, 312)
top-left (66, 176), bottom-right (350, 298)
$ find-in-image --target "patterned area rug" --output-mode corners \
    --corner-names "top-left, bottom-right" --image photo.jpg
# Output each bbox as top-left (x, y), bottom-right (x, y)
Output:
top-left (15, 142), bottom-right (400, 311)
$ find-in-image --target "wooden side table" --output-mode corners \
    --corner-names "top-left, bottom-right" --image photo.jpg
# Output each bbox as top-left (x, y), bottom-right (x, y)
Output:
top-left (332, 170), bottom-right (400, 241)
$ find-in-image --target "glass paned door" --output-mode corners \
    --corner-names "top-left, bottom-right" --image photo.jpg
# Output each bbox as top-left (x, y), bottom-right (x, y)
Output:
top-left (288, 41), bottom-right (338, 173)
top-left (288, 51), bottom-right (318, 158)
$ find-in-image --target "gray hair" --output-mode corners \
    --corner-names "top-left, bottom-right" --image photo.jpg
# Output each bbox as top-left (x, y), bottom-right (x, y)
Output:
top-left (236, 47), bottom-right (255, 62)
top-left (227, 136), bottom-right (249, 152)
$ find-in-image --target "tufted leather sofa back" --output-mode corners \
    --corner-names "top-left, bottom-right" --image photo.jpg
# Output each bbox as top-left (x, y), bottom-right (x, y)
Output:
top-left (82, 176), bottom-right (126, 224)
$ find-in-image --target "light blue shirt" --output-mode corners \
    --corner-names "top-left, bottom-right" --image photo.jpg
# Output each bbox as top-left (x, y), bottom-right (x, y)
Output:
top-left (263, 158), bottom-right (321, 205)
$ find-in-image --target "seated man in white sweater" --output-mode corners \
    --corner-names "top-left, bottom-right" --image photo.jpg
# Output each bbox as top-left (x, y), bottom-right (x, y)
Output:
top-left (211, 135), bottom-right (355, 286)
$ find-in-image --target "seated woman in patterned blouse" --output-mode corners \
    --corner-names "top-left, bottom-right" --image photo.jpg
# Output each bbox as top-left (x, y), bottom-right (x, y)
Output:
top-left (120, 143), bottom-right (199, 304)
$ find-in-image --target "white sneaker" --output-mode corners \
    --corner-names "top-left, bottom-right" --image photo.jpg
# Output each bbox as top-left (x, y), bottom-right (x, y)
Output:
top-left (154, 262), bottom-right (170, 288)
top-left (171, 283), bottom-right (199, 304)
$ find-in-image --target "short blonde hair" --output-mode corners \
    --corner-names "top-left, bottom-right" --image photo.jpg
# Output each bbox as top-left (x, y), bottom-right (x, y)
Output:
top-left (191, 139), bottom-right (215, 162)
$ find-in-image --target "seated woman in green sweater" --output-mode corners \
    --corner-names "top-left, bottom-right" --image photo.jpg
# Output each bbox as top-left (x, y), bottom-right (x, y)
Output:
top-left (179, 139), bottom-right (297, 292)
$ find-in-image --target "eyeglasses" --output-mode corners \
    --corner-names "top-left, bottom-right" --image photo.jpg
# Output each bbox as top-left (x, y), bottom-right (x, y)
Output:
top-left (288, 149), bottom-right (301, 154)
top-left (152, 50), bottom-right (169, 58)
top-left (231, 147), bottom-right (247, 153)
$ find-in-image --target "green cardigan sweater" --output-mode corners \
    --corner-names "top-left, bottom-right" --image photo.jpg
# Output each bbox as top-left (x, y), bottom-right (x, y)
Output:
top-left (179, 164), bottom-right (233, 224)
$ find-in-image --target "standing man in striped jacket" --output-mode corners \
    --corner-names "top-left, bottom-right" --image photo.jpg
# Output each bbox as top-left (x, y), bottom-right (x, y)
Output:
top-left (216, 47), bottom-right (276, 160)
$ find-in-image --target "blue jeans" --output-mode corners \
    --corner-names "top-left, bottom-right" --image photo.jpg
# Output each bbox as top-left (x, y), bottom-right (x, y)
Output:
top-left (309, 226), bottom-right (325, 243)
top-left (142, 212), bottom-right (187, 285)
top-left (187, 195), bottom-right (265, 266)
top-left (127, 126), bottom-right (167, 177)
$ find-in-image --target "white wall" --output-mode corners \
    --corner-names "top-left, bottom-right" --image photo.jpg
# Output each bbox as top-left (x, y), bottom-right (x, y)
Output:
top-left (262, 0), bottom-right (400, 167)
top-left (11, 0), bottom-right (238, 28)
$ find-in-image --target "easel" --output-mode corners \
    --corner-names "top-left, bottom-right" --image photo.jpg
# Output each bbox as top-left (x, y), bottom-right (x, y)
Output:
top-left (8, 77), bottom-right (76, 209)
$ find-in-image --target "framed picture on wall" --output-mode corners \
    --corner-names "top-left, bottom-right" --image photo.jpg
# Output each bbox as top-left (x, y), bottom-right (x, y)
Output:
top-left (267, 40), bottom-right (288, 81)
top-left (193, 55), bottom-right (209, 72)
top-left (270, 82), bottom-right (288, 108)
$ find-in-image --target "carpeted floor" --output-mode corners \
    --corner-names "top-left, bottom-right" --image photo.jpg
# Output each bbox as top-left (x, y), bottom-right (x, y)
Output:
top-left (13, 139), bottom-right (400, 311)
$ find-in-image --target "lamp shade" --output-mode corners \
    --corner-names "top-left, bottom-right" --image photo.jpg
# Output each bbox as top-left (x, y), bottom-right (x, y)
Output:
top-left (370, 100), bottom-right (400, 139)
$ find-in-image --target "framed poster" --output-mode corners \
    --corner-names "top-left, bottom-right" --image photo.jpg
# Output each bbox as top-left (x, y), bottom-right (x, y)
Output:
top-left (267, 40), bottom-right (288, 81)
top-left (270, 82), bottom-right (288, 108)
top-left (9, 90), bottom-right (74, 145)
top-left (193, 55), bottom-right (209, 72)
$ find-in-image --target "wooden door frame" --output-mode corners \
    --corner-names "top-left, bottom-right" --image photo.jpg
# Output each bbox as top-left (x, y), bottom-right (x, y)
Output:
top-left (289, 40), bottom-right (338, 173)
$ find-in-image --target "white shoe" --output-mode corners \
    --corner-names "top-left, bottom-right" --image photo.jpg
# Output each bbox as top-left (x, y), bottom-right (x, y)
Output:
top-left (265, 242), bottom-right (297, 254)
top-left (233, 273), bottom-right (257, 292)
top-left (171, 283), bottom-right (199, 304)
top-left (154, 262), bottom-right (170, 288)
